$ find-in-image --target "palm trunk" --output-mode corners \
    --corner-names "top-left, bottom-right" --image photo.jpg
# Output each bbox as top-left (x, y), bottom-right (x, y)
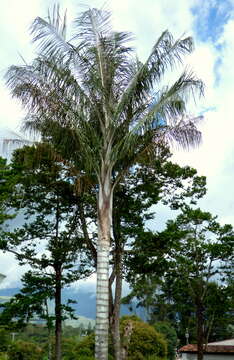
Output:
top-left (55, 267), bottom-right (62, 360)
top-left (95, 181), bottom-right (112, 360)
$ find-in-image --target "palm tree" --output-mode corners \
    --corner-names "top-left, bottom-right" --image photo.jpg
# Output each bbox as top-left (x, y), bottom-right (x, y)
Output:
top-left (5, 6), bottom-right (203, 360)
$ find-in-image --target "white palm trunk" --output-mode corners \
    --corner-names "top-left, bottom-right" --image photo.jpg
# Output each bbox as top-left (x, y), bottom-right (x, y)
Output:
top-left (95, 176), bottom-right (113, 360)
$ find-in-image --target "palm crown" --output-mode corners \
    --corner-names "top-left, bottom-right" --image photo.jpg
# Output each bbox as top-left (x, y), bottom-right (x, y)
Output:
top-left (6, 6), bottom-right (203, 186)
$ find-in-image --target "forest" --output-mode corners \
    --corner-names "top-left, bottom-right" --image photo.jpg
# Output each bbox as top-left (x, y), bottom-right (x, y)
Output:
top-left (0, 5), bottom-right (233, 360)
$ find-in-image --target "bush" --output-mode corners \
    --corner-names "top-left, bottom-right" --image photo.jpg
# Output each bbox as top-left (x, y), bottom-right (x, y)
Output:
top-left (62, 335), bottom-right (95, 360)
top-left (120, 316), bottom-right (167, 360)
top-left (153, 322), bottom-right (177, 360)
top-left (0, 354), bottom-right (7, 360)
top-left (67, 334), bottom-right (114, 360)
top-left (0, 328), bottom-right (10, 352)
top-left (7, 340), bottom-right (44, 360)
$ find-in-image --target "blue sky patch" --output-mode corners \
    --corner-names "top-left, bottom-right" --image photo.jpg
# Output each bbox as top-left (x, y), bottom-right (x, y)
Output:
top-left (191, 1), bottom-right (234, 86)
top-left (191, 1), bottom-right (233, 43)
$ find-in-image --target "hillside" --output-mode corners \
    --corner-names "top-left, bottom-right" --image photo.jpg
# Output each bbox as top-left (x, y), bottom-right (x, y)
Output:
top-left (0, 287), bottom-right (146, 323)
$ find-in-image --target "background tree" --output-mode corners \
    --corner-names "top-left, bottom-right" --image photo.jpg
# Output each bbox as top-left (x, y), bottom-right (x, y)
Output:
top-left (0, 158), bottom-right (15, 225)
top-left (203, 281), bottom-right (234, 343)
top-left (0, 146), bottom-right (92, 360)
top-left (0, 146), bottom-right (207, 360)
top-left (110, 152), bottom-right (206, 346)
top-left (126, 206), bottom-right (234, 360)
top-left (6, 6), bottom-right (204, 359)
top-left (0, 327), bottom-right (10, 354)
top-left (153, 321), bottom-right (177, 360)
top-left (146, 274), bottom-right (234, 347)
top-left (165, 207), bottom-right (234, 360)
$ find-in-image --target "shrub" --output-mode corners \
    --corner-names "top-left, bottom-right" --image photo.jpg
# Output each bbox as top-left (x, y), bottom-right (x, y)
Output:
top-left (0, 328), bottom-right (10, 352)
top-left (67, 334), bottom-right (114, 360)
top-left (7, 340), bottom-right (44, 360)
top-left (153, 321), bottom-right (177, 360)
top-left (120, 316), bottom-right (167, 360)
top-left (62, 335), bottom-right (95, 360)
top-left (0, 354), bottom-right (7, 360)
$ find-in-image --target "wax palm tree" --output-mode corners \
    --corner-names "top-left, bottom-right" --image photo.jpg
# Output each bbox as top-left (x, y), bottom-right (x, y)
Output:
top-left (5, 6), bottom-right (203, 360)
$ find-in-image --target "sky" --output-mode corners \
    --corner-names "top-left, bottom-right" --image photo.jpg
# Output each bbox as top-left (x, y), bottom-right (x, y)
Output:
top-left (0, 0), bottom-right (234, 291)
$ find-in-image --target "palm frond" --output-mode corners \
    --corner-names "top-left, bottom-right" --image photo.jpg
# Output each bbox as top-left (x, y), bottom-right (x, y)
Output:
top-left (31, 5), bottom-right (71, 58)
top-left (73, 7), bottom-right (112, 45)
top-left (164, 115), bottom-right (202, 149)
top-left (6, 7), bottom-right (204, 187)
top-left (115, 31), bottom-right (195, 119)
top-left (6, 56), bottom-right (94, 123)
top-left (110, 70), bottom-right (203, 178)
top-left (114, 68), bottom-right (203, 154)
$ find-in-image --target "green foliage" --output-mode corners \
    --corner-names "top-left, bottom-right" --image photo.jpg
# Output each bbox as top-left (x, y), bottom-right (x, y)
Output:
top-left (0, 157), bottom-right (16, 230)
top-left (56, 334), bottom-right (97, 360)
top-left (126, 205), bottom-right (234, 348)
top-left (74, 334), bottom-right (95, 359)
top-left (7, 340), bottom-right (44, 360)
top-left (0, 146), bottom-right (96, 360)
top-left (0, 145), bottom-right (92, 320)
top-left (203, 282), bottom-right (234, 341)
top-left (0, 354), bottom-right (7, 360)
top-left (153, 322), bottom-right (177, 360)
top-left (0, 324), bottom-right (96, 360)
top-left (59, 321), bottom-right (167, 360)
top-left (0, 327), bottom-right (10, 352)
top-left (120, 316), bottom-right (167, 360)
top-left (17, 324), bottom-right (52, 345)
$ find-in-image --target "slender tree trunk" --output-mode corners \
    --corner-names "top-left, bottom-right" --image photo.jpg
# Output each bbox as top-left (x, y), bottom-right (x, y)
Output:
top-left (205, 313), bottom-right (214, 347)
top-left (112, 250), bottom-right (123, 360)
top-left (45, 299), bottom-right (52, 360)
top-left (195, 298), bottom-right (204, 360)
top-left (109, 197), bottom-right (123, 360)
top-left (95, 181), bottom-right (113, 360)
top-left (48, 327), bottom-right (52, 360)
top-left (55, 267), bottom-right (62, 360)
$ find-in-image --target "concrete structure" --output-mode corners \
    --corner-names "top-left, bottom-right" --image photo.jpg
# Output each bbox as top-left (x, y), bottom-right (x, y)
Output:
top-left (179, 339), bottom-right (234, 360)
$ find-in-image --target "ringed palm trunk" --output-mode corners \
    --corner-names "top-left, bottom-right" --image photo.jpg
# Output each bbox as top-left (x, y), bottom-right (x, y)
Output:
top-left (95, 175), bottom-right (113, 360)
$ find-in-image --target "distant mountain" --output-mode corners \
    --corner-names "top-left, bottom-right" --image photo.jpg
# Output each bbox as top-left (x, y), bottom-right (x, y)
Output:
top-left (62, 287), bottom-right (146, 320)
top-left (63, 289), bottom-right (96, 319)
top-left (0, 287), bottom-right (146, 321)
top-left (0, 287), bottom-right (19, 297)
top-left (0, 295), bottom-right (11, 304)
top-left (64, 316), bottom-right (95, 329)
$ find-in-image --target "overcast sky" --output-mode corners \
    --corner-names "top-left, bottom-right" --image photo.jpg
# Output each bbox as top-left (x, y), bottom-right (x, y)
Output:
top-left (0, 0), bottom-right (234, 290)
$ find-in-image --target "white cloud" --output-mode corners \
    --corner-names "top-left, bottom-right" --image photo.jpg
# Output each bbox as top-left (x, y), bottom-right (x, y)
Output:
top-left (71, 273), bottom-right (96, 295)
top-left (0, 252), bottom-right (28, 289)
